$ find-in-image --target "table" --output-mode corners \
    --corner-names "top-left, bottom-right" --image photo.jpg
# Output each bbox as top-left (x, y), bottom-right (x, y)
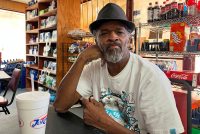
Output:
top-left (46, 106), bottom-right (105, 134)
top-left (0, 71), bottom-right (11, 80)
top-left (0, 71), bottom-right (10, 93)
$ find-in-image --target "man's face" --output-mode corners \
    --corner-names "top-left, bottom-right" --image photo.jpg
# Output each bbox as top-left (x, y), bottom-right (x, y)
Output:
top-left (95, 21), bottom-right (131, 63)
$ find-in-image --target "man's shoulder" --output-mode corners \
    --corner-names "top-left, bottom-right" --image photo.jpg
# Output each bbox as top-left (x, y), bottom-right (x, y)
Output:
top-left (84, 58), bottom-right (102, 69)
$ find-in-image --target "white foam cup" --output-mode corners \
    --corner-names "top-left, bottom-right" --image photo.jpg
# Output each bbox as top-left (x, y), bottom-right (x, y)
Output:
top-left (16, 91), bottom-right (50, 134)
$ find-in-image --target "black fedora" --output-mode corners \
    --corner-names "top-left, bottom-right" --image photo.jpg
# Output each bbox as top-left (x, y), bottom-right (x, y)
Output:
top-left (89, 3), bottom-right (135, 34)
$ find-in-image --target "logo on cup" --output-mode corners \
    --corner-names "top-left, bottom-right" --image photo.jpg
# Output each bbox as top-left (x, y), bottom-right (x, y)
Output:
top-left (30, 114), bottom-right (47, 129)
top-left (19, 119), bottom-right (24, 127)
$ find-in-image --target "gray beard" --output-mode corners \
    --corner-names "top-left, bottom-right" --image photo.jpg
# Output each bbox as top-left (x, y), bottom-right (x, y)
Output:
top-left (105, 48), bottom-right (123, 63)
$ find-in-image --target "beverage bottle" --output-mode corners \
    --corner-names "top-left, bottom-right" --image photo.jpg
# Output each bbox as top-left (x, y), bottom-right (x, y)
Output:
top-left (197, 0), bottom-right (200, 14)
top-left (153, 1), bottom-right (161, 21)
top-left (147, 3), bottom-right (154, 23)
top-left (171, 0), bottom-right (179, 19)
top-left (166, 0), bottom-right (172, 19)
top-left (161, 2), bottom-right (166, 20)
top-left (178, 0), bottom-right (184, 17)
top-left (187, 0), bottom-right (197, 16)
top-left (183, 2), bottom-right (188, 16)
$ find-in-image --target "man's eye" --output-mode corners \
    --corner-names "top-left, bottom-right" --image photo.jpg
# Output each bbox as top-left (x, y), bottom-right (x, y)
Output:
top-left (116, 31), bottom-right (124, 34)
top-left (100, 32), bottom-right (108, 36)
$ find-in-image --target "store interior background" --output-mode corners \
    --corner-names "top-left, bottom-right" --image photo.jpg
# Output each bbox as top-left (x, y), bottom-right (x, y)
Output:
top-left (1, 0), bottom-right (199, 72)
top-left (0, 0), bottom-right (199, 133)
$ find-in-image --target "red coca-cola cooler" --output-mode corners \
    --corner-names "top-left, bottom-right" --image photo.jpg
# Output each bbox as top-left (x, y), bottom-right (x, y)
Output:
top-left (169, 78), bottom-right (193, 134)
top-left (164, 70), bottom-right (200, 87)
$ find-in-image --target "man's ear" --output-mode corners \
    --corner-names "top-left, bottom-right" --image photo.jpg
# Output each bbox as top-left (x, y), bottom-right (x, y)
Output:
top-left (129, 36), bottom-right (132, 44)
top-left (95, 38), bottom-right (98, 45)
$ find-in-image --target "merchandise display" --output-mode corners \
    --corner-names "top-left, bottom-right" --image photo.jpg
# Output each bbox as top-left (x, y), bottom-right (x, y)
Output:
top-left (140, 1), bottom-right (200, 131)
top-left (25, 0), bottom-right (58, 92)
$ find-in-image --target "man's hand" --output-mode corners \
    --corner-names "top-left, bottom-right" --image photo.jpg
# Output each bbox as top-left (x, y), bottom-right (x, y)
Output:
top-left (79, 45), bottom-right (103, 63)
top-left (81, 98), bottom-right (108, 131)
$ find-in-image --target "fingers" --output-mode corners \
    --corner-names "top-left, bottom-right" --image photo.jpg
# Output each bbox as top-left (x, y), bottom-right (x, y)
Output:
top-left (81, 98), bottom-right (90, 107)
top-left (89, 98), bottom-right (99, 105)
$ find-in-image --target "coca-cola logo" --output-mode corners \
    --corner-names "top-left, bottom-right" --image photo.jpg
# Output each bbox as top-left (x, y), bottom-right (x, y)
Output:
top-left (171, 73), bottom-right (188, 80)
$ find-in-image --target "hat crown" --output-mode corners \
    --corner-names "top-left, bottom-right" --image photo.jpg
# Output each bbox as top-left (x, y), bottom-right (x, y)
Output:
top-left (89, 3), bottom-right (134, 33)
top-left (97, 3), bottom-right (127, 21)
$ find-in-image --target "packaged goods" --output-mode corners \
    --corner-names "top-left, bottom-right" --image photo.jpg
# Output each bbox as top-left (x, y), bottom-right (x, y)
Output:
top-left (170, 22), bottom-right (187, 52)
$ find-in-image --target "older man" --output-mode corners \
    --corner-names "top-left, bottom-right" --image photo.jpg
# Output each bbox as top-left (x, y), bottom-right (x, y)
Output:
top-left (54, 3), bottom-right (184, 134)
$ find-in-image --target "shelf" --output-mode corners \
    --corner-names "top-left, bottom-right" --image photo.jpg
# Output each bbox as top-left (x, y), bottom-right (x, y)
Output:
top-left (38, 82), bottom-right (57, 91)
top-left (26, 16), bottom-right (39, 22)
top-left (38, 68), bottom-right (56, 75)
top-left (26, 77), bottom-right (38, 83)
top-left (140, 51), bottom-right (200, 56)
top-left (39, 55), bottom-right (57, 59)
top-left (26, 29), bottom-right (39, 34)
top-left (38, 0), bottom-right (53, 3)
top-left (26, 42), bottom-right (39, 45)
top-left (140, 51), bottom-right (200, 59)
top-left (67, 34), bottom-right (93, 40)
top-left (39, 8), bottom-right (57, 17)
top-left (39, 24), bottom-right (57, 31)
top-left (26, 3), bottom-right (38, 10)
top-left (39, 41), bottom-right (57, 44)
top-left (26, 66), bottom-right (39, 70)
top-left (141, 15), bottom-right (200, 27)
top-left (26, 54), bottom-right (38, 56)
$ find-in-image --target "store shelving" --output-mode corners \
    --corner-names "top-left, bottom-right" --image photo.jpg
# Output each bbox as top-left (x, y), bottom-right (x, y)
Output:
top-left (140, 51), bottom-right (200, 56)
top-left (39, 8), bottom-right (57, 17)
top-left (26, 16), bottom-right (39, 22)
top-left (142, 15), bottom-right (200, 28)
top-left (26, 29), bottom-right (39, 34)
top-left (25, 0), bottom-right (57, 91)
top-left (137, 13), bottom-right (200, 73)
top-left (26, 3), bottom-right (38, 10)
top-left (25, 0), bottom-right (82, 91)
top-left (64, 32), bottom-right (94, 72)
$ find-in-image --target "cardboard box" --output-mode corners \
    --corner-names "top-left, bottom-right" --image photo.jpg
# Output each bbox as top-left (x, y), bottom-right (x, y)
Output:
top-left (170, 22), bottom-right (187, 52)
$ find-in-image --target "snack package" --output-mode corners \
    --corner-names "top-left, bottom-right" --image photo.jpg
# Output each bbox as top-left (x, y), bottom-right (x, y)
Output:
top-left (170, 22), bottom-right (188, 52)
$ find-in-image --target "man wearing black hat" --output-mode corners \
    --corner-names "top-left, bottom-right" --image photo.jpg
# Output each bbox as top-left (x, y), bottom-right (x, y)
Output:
top-left (54, 3), bottom-right (184, 134)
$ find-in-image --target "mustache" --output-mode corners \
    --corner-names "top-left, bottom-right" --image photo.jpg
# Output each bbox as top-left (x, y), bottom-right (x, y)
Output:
top-left (106, 41), bottom-right (121, 50)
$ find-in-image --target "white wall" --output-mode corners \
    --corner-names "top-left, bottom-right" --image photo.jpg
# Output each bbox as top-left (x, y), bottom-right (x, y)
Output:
top-left (0, 9), bottom-right (25, 61)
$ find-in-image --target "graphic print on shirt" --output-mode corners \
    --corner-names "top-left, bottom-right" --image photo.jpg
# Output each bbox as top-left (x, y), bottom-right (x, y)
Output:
top-left (99, 88), bottom-right (140, 133)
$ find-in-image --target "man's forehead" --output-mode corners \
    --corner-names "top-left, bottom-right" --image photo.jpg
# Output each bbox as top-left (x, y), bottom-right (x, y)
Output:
top-left (98, 21), bottom-right (127, 31)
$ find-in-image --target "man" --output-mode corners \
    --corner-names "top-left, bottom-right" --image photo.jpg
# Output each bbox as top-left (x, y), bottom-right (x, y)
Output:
top-left (54, 3), bottom-right (184, 134)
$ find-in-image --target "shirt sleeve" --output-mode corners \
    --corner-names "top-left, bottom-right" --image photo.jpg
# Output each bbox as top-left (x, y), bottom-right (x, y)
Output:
top-left (139, 71), bottom-right (184, 134)
top-left (76, 64), bottom-right (93, 98)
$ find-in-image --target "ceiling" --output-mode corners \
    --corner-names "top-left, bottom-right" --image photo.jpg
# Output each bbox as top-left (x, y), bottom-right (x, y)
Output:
top-left (10, 0), bottom-right (28, 4)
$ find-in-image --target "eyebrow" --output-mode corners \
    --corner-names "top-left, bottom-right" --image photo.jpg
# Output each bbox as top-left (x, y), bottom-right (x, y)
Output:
top-left (99, 27), bottom-right (126, 32)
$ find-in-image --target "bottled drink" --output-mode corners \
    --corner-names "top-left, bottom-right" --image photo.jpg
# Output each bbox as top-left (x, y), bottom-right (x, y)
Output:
top-left (183, 2), bottom-right (188, 16)
top-left (153, 1), bottom-right (161, 21)
top-left (163, 39), bottom-right (170, 51)
top-left (187, 0), bottom-right (197, 16)
top-left (171, 0), bottom-right (179, 19)
top-left (197, 0), bottom-right (200, 14)
top-left (147, 3), bottom-right (154, 23)
top-left (178, 0), bottom-right (184, 17)
top-left (166, 0), bottom-right (172, 19)
top-left (161, 2), bottom-right (166, 20)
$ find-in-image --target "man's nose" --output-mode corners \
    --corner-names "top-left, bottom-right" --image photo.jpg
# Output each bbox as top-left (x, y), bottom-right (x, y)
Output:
top-left (108, 31), bottom-right (119, 41)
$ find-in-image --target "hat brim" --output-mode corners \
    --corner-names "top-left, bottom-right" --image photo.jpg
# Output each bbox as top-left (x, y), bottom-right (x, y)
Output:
top-left (89, 19), bottom-right (135, 34)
